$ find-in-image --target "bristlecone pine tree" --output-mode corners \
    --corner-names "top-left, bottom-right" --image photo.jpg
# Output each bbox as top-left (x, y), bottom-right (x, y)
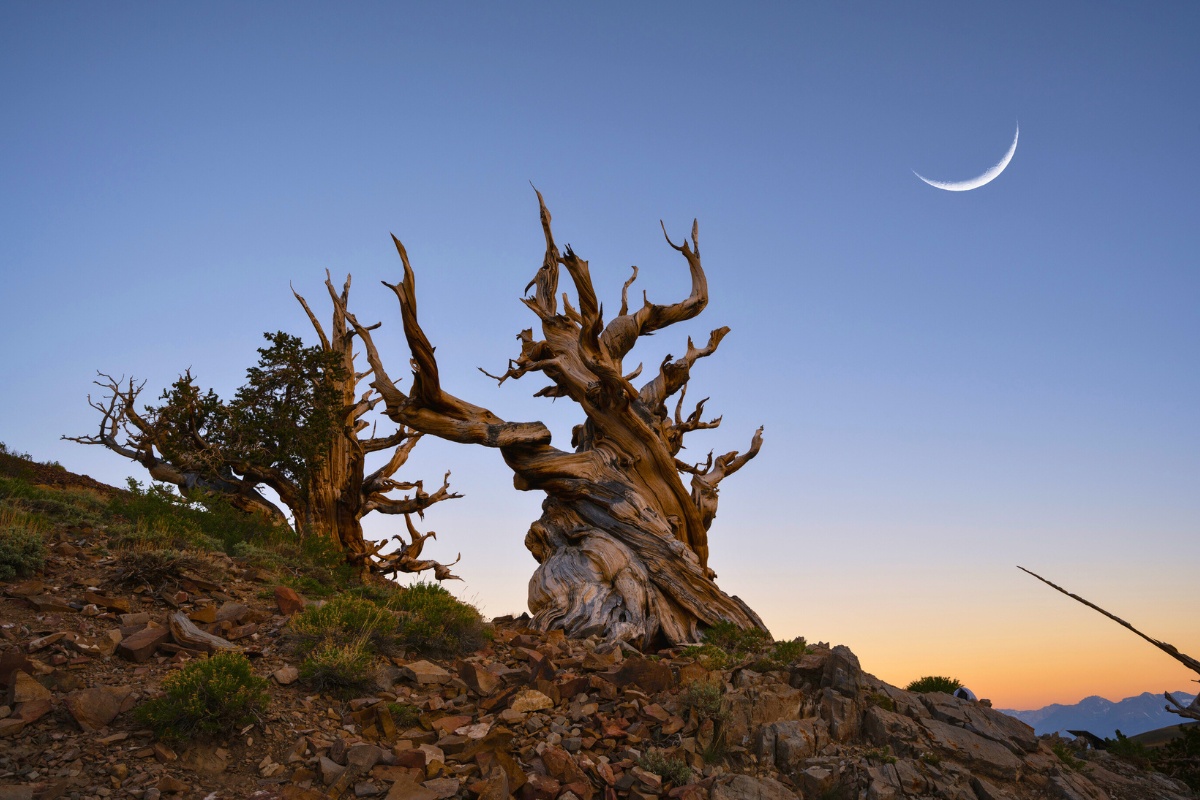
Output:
top-left (66, 276), bottom-right (462, 579)
top-left (339, 192), bottom-right (767, 646)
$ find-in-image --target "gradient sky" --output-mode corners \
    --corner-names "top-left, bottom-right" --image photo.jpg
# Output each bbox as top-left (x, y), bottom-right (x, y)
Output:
top-left (2, 3), bottom-right (1197, 710)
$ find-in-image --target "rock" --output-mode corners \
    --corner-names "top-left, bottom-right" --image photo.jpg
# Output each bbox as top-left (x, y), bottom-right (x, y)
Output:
top-left (919, 692), bottom-right (1038, 754)
top-left (116, 625), bottom-right (170, 663)
top-left (24, 595), bottom-right (75, 614)
top-left (459, 661), bottom-right (501, 696)
top-left (921, 718), bottom-right (1024, 780)
top-left (509, 688), bottom-right (554, 713)
top-left (181, 744), bottom-right (229, 774)
top-left (0, 786), bottom-right (34, 800)
top-left (760, 719), bottom-right (828, 772)
top-left (347, 744), bottom-right (385, 770)
top-left (156, 775), bottom-right (189, 793)
top-left (385, 777), bottom-right (439, 800)
top-left (0, 718), bottom-right (26, 737)
top-left (26, 632), bottom-right (66, 653)
top-left (64, 685), bottom-right (133, 731)
top-left (522, 773), bottom-right (561, 800)
top-left (795, 766), bottom-right (839, 799)
top-left (608, 656), bottom-right (674, 694)
top-left (320, 756), bottom-right (347, 785)
top-left (821, 645), bottom-right (863, 696)
top-left (417, 743), bottom-right (445, 765)
top-left (273, 665), bottom-right (299, 685)
top-left (214, 600), bottom-right (249, 622)
top-left (14, 698), bottom-right (52, 723)
top-left (399, 660), bottom-right (452, 685)
top-left (7, 671), bottom-right (50, 704)
top-left (275, 586), bottom-right (306, 615)
top-left (710, 775), bottom-right (798, 800)
top-left (421, 778), bottom-right (460, 799)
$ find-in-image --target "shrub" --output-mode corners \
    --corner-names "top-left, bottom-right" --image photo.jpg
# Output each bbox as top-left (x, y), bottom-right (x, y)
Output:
top-left (387, 582), bottom-right (488, 657)
top-left (299, 639), bottom-right (376, 695)
top-left (112, 549), bottom-right (211, 589)
top-left (1105, 730), bottom-right (1149, 765)
top-left (702, 621), bottom-right (772, 656)
top-left (681, 643), bottom-right (734, 671)
top-left (685, 624), bottom-right (809, 672)
top-left (0, 512), bottom-right (46, 580)
top-left (867, 692), bottom-right (896, 712)
top-left (385, 702), bottom-right (422, 730)
top-left (1050, 739), bottom-right (1085, 771)
top-left (905, 675), bottom-right (962, 694)
top-left (288, 594), bottom-right (398, 653)
top-left (681, 679), bottom-right (726, 722)
top-left (135, 651), bottom-right (268, 740)
top-left (637, 750), bottom-right (693, 785)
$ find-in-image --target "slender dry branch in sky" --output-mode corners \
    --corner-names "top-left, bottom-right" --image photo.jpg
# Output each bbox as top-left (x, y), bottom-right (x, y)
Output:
top-left (1019, 566), bottom-right (1200, 721)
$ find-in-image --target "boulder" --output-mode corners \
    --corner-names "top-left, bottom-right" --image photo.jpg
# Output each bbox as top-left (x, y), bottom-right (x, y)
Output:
top-left (400, 660), bottom-right (452, 685)
top-left (64, 685), bottom-right (133, 731)
top-left (710, 774), bottom-right (798, 800)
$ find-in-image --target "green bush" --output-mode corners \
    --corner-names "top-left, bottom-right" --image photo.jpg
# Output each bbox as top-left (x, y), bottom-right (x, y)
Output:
top-left (135, 651), bottom-right (269, 740)
top-left (299, 639), bottom-right (376, 695)
top-left (385, 702), bottom-right (423, 730)
top-left (109, 479), bottom-right (289, 554)
top-left (0, 514), bottom-right (46, 580)
top-left (681, 679), bottom-right (726, 721)
top-left (702, 621), bottom-right (773, 655)
top-left (637, 750), bottom-right (693, 785)
top-left (905, 675), bottom-right (962, 694)
top-left (387, 582), bottom-right (488, 657)
top-left (684, 624), bottom-right (809, 672)
top-left (288, 594), bottom-right (398, 653)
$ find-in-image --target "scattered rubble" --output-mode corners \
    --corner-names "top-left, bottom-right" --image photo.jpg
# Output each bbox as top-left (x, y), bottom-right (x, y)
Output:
top-left (0, 492), bottom-right (1194, 799)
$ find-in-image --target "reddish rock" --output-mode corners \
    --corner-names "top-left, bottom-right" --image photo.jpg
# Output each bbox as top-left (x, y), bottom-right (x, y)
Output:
top-left (23, 595), bottom-right (75, 614)
top-left (521, 773), bottom-right (561, 800)
top-left (0, 717), bottom-right (26, 737)
top-left (116, 625), bottom-right (170, 663)
top-left (64, 685), bottom-right (133, 731)
top-left (14, 698), bottom-right (52, 723)
top-left (608, 657), bottom-right (674, 694)
top-left (459, 661), bottom-right (501, 697)
top-left (7, 671), bottom-right (50, 704)
top-left (274, 586), bottom-right (305, 615)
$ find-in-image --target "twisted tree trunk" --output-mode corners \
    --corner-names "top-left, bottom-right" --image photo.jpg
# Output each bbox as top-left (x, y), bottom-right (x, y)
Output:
top-left (342, 193), bottom-right (767, 647)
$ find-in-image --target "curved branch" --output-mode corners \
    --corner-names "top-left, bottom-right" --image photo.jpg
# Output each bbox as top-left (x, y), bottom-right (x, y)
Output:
top-left (338, 236), bottom-right (553, 450)
top-left (600, 219), bottom-right (709, 362)
top-left (687, 426), bottom-right (765, 533)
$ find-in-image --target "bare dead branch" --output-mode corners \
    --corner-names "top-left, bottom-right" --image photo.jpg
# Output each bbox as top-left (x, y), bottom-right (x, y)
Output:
top-left (1018, 566), bottom-right (1200, 720)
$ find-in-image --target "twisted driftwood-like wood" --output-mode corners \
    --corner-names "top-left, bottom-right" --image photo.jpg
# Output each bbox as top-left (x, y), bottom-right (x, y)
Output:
top-left (340, 193), bottom-right (767, 647)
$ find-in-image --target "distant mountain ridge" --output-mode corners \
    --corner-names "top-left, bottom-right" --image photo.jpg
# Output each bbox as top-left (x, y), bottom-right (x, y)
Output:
top-left (1001, 691), bottom-right (1198, 738)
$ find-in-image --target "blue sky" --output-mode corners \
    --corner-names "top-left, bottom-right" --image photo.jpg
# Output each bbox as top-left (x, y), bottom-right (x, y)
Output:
top-left (2, 3), bottom-right (1197, 707)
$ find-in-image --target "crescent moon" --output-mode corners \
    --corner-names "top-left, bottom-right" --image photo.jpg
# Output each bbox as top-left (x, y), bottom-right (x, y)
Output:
top-left (914, 122), bottom-right (1019, 191)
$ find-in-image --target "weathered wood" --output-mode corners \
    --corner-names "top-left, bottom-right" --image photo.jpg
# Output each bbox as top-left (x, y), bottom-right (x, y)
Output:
top-left (1019, 566), bottom-right (1200, 720)
top-left (168, 612), bottom-right (237, 653)
top-left (342, 193), bottom-right (767, 646)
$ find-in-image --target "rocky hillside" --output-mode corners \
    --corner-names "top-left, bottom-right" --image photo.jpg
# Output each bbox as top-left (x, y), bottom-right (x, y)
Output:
top-left (1, 450), bottom-right (1195, 800)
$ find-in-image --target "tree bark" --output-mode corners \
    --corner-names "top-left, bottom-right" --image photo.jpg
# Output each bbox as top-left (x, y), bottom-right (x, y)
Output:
top-left (342, 193), bottom-right (767, 647)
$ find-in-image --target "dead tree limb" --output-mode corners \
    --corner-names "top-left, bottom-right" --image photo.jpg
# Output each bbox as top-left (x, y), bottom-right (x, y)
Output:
top-left (1019, 566), bottom-right (1200, 721)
